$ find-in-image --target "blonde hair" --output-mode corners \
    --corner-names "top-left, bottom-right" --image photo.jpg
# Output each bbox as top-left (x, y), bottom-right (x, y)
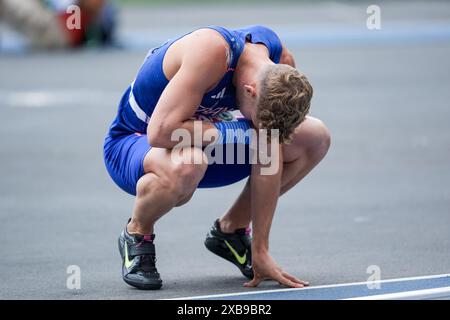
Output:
top-left (256, 64), bottom-right (313, 143)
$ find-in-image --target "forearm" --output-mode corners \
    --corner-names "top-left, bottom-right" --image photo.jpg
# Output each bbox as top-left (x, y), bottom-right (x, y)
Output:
top-left (250, 145), bottom-right (283, 253)
top-left (150, 117), bottom-right (252, 149)
top-left (148, 119), bottom-right (217, 149)
top-left (280, 45), bottom-right (296, 68)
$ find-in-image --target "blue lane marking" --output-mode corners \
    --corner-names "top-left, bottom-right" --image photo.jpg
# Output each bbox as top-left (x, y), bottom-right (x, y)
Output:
top-left (2, 22), bottom-right (450, 53)
top-left (278, 23), bottom-right (450, 48)
top-left (200, 276), bottom-right (450, 300)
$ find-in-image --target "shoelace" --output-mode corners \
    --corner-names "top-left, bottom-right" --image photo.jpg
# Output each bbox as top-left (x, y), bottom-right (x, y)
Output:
top-left (138, 255), bottom-right (157, 273)
top-left (134, 239), bottom-right (157, 272)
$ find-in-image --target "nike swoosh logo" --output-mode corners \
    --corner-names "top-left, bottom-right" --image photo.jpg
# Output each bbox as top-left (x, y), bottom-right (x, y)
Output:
top-left (224, 240), bottom-right (247, 265)
top-left (124, 242), bottom-right (133, 269)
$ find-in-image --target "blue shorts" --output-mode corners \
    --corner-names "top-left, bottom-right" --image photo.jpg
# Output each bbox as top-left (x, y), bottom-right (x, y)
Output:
top-left (103, 120), bottom-right (252, 196)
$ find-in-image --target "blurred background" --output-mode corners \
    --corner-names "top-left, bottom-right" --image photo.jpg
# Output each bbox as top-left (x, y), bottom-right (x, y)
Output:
top-left (0, 0), bottom-right (449, 299)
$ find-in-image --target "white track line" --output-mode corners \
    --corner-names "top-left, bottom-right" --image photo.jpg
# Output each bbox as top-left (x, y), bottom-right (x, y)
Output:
top-left (168, 273), bottom-right (450, 300)
top-left (344, 286), bottom-right (450, 300)
top-left (0, 90), bottom-right (119, 108)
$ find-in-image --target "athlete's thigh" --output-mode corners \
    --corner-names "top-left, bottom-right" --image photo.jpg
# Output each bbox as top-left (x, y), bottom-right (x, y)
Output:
top-left (142, 148), bottom-right (173, 176)
top-left (143, 146), bottom-right (206, 178)
top-left (144, 144), bottom-right (252, 189)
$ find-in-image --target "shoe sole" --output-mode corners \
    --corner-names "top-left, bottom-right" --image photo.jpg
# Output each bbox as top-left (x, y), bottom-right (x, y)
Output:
top-left (122, 271), bottom-right (163, 290)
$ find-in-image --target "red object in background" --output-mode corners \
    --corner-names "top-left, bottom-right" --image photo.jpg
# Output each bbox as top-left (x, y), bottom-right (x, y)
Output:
top-left (57, 10), bottom-right (92, 47)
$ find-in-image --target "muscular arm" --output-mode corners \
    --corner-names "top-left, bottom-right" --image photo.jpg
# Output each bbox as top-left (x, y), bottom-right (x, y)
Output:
top-left (248, 43), bottom-right (295, 240)
top-left (248, 43), bottom-right (293, 251)
top-left (245, 141), bottom-right (303, 288)
top-left (244, 41), bottom-right (305, 288)
top-left (147, 32), bottom-right (228, 149)
top-left (250, 142), bottom-right (283, 253)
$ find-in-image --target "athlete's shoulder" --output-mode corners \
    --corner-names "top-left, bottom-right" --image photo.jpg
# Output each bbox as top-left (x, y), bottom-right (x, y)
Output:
top-left (189, 28), bottom-right (230, 52)
top-left (174, 28), bottom-right (230, 92)
top-left (236, 25), bottom-right (283, 63)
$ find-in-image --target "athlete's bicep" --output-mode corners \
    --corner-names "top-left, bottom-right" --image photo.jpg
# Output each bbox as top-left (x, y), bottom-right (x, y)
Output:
top-left (147, 64), bottom-right (212, 146)
top-left (147, 37), bottom-right (227, 146)
top-left (150, 63), bottom-right (207, 126)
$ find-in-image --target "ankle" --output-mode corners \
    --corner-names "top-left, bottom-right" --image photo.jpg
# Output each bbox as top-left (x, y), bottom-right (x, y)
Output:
top-left (219, 217), bottom-right (248, 234)
top-left (127, 219), bottom-right (154, 235)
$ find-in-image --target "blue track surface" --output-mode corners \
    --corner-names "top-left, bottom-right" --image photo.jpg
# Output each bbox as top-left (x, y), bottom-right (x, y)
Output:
top-left (199, 276), bottom-right (450, 300)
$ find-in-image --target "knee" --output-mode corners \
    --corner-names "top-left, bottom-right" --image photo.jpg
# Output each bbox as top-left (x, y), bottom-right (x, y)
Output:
top-left (311, 119), bottom-right (331, 158)
top-left (171, 162), bottom-right (207, 195)
top-left (136, 174), bottom-right (160, 198)
top-left (136, 148), bottom-right (207, 199)
top-left (292, 117), bottom-right (331, 161)
top-left (169, 148), bottom-right (207, 196)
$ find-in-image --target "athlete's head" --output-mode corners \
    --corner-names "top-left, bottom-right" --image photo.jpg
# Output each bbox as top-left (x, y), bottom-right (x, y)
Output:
top-left (240, 64), bottom-right (313, 143)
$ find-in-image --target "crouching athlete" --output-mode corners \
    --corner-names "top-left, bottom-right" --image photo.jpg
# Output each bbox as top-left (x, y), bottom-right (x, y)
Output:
top-left (103, 25), bottom-right (331, 290)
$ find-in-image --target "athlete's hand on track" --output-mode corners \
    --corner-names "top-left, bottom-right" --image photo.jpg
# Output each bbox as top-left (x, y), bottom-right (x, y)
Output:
top-left (244, 252), bottom-right (309, 288)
